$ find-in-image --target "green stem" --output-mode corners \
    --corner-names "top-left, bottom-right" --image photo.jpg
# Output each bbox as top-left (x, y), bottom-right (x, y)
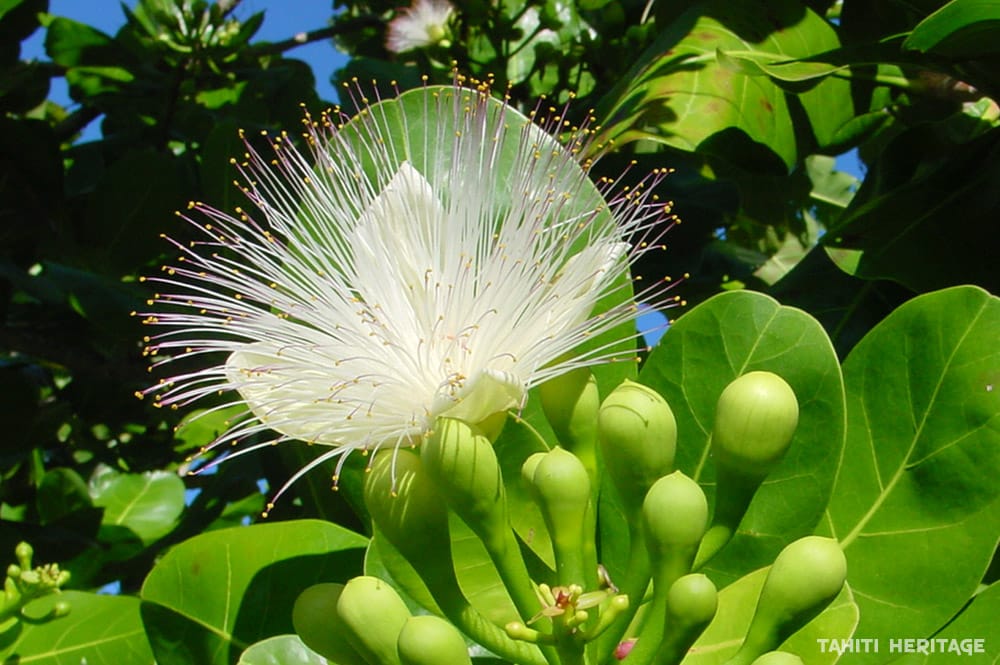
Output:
top-left (593, 521), bottom-right (650, 662)
top-left (428, 565), bottom-right (549, 665)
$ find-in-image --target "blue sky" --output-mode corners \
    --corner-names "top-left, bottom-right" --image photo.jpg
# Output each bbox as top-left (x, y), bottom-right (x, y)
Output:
top-left (22, 0), bottom-right (349, 106)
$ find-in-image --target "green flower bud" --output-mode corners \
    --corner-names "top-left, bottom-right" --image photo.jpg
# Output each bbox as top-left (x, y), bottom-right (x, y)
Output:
top-left (666, 574), bottom-right (718, 628)
top-left (726, 537), bottom-right (846, 665)
top-left (626, 568), bottom-right (716, 664)
top-left (397, 615), bottom-right (472, 665)
top-left (528, 448), bottom-right (591, 585)
top-left (421, 418), bottom-right (506, 550)
top-left (697, 372), bottom-right (799, 569)
top-left (540, 368), bottom-right (600, 473)
top-left (292, 583), bottom-right (367, 665)
top-left (598, 380), bottom-right (676, 515)
top-left (364, 449), bottom-right (450, 569)
top-left (366, 450), bottom-right (549, 665)
top-left (643, 472), bottom-right (709, 590)
top-left (711, 371), bottom-right (798, 481)
top-left (15, 543), bottom-right (32, 571)
top-left (750, 652), bottom-right (805, 665)
top-left (337, 576), bottom-right (412, 665)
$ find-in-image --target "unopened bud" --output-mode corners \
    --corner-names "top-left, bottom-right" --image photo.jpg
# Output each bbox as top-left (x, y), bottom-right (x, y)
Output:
top-left (396, 615), bottom-right (472, 665)
top-left (598, 380), bottom-right (676, 515)
top-left (293, 583), bottom-right (367, 665)
top-left (711, 371), bottom-right (798, 481)
top-left (643, 471), bottom-right (708, 590)
top-left (527, 448), bottom-right (591, 584)
top-left (728, 537), bottom-right (846, 665)
top-left (337, 576), bottom-right (412, 665)
top-left (364, 450), bottom-right (450, 569)
top-left (422, 418), bottom-right (506, 550)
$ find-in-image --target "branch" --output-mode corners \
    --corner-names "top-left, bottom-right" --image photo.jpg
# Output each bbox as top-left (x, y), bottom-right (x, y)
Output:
top-left (249, 15), bottom-right (381, 57)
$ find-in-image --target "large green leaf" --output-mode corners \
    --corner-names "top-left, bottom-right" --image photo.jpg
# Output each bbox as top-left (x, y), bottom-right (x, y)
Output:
top-left (903, 0), bottom-right (1000, 57)
top-left (819, 285), bottom-right (1000, 662)
top-left (0, 591), bottom-right (153, 664)
top-left (891, 582), bottom-right (1000, 663)
top-left (90, 466), bottom-right (186, 546)
top-left (595, 0), bottom-right (852, 171)
top-left (238, 635), bottom-right (327, 665)
top-left (825, 125), bottom-right (1000, 294)
top-left (686, 569), bottom-right (858, 664)
top-left (639, 290), bottom-right (845, 584)
top-left (140, 519), bottom-right (367, 665)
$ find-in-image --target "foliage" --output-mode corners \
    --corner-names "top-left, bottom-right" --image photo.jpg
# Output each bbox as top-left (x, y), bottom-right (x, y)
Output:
top-left (0, 0), bottom-right (997, 663)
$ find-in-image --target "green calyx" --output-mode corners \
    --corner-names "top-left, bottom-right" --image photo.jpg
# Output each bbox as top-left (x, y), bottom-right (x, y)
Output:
top-left (625, 477), bottom-right (710, 665)
top-left (666, 573), bottom-right (718, 629)
top-left (337, 576), bottom-right (413, 665)
top-left (397, 615), bottom-right (473, 665)
top-left (643, 471), bottom-right (709, 560)
top-left (598, 380), bottom-right (677, 515)
top-left (363, 448), bottom-right (450, 566)
top-left (525, 447), bottom-right (592, 586)
top-left (697, 372), bottom-right (799, 569)
top-left (726, 536), bottom-right (847, 665)
top-left (292, 583), bottom-right (367, 665)
top-left (421, 417), bottom-right (506, 550)
top-left (711, 371), bottom-right (799, 481)
top-left (540, 368), bottom-right (600, 480)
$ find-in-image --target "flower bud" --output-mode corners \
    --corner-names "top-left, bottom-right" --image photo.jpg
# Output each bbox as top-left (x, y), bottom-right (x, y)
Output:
top-left (728, 537), bottom-right (846, 665)
top-left (598, 380), bottom-right (676, 515)
top-left (751, 652), bottom-right (805, 665)
top-left (540, 368), bottom-right (600, 474)
top-left (711, 371), bottom-right (798, 481)
top-left (643, 472), bottom-right (709, 590)
top-left (421, 418), bottom-right (506, 551)
top-left (292, 583), bottom-right (367, 665)
top-left (666, 573), bottom-right (718, 628)
top-left (396, 615), bottom-right (473, 665)
top-left (364, 449), bottom-right (450, 569)
top-left (528, 448), bottom-right (591, 584)
top-left (15, 542), bottom-right (32, 571)
top-left (337, 576), bottom-right (412, 665)
top-left (626, 569), bottom-right (717, 664)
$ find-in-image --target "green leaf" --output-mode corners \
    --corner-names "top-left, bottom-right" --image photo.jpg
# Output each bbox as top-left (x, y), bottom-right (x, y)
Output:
top-left (820, 286), bottom-right (1000, 659)
top-left (43, 16), bottom-right (116, 68)
top-left (685, 568), bottom-right (858, 664)
top-left (37, 467), bottom-right (92, 524)
top-left (825, 126), bottom-right (1000, 294)
top-left (892, 583), bottom-right (1000, 663)
top-left (596, 0), bottom-right (851, 171)
top-left (84, 149), bottom-right (186, 275)
top-left (639, 290), bottom-right (845, 584)
top-left (140, 519), bottom-right (368, 665)
top-left (0, 591), bottom-right (154, 664)
top-left (903, 0), bottom-right (1000, 57)
top-left (238, 635), bottom-right (327, 665)
top-left (90, 466), bottom-right (186, 545)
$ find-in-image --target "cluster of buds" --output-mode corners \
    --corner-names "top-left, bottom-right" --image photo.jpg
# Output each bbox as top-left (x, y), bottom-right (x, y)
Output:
top-left (293, 370), bottom-right (846, 664)
top-left (1, 542), bottom-right (71, 628)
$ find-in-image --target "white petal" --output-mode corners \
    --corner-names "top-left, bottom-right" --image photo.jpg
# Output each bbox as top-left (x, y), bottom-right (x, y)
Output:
top-left (226, 343), bottom-right (345, 445)
top-left (432, 368), bottom-right (525, 425)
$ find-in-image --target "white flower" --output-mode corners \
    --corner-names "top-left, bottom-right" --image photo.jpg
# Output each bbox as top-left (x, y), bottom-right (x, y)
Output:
top-left (139, 83), bottom-right (679, 507)
top-left (386, 0), bottom-right (454, 53)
